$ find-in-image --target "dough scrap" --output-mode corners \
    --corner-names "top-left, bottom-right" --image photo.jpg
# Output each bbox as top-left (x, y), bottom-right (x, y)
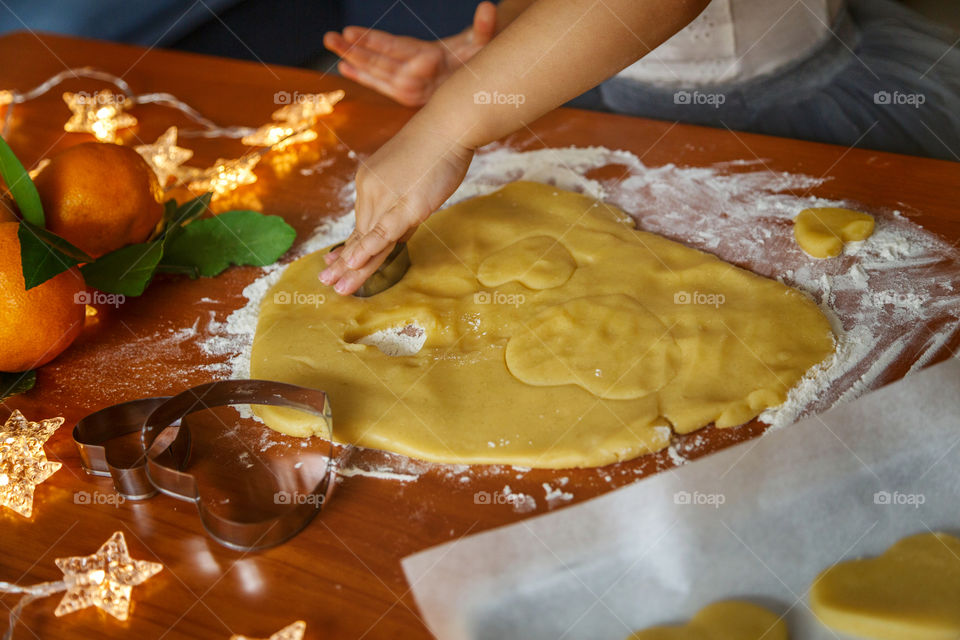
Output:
top-left (626, 600), bottom-right (788, 640)
top-left (809, 532), bottom-right (960, 640)
top-left (794, 207), bottom-right (874, 258)
top-left (251, 182), bottom-right (834, 468)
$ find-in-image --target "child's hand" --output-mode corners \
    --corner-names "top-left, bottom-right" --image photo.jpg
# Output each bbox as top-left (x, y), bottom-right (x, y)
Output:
top-left (323, 2), bottom-right (496, 107)
top-left (319, 115), bottom-right (474, 294)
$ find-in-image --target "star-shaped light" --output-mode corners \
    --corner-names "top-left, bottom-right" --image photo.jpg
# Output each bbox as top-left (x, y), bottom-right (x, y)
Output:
top-left (241, 90), bottom-right (343, 151)
top-left (187, 154), bottom-right (260, 196)
top-left (0, 410), bottom-right (63, 518)
top-left (63, 90), bottom-right (137, 142)
top-left (54, 531), bottom-right (163, 621)
top-left (0, 90), bottom-right (14, 106)
top-left (135, 126), bottom-right (193, 186)
top-left (231, 621), bottom-right (306, 640)
top-left (272, 90), bottom-right (344, 126)
top-left (241, 122), bottom-right (317, 150)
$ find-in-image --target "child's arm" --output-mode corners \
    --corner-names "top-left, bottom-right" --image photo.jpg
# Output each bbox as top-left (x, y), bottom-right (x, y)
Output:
top-left (321, 0), bottom-right (709, 294)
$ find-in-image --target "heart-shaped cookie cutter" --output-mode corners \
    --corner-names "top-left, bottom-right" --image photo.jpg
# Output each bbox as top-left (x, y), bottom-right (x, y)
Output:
top-left (73, 379), bottom-right (342, 551)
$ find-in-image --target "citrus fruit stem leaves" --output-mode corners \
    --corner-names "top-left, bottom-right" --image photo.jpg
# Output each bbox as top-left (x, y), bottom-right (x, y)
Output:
top-left (80, 240), bottom-right (165, 296)
top-left (79, 201), bottom-right (296, 294)
top-left (0, 370), bottom-right (36, 400)
top-left (0, 135), bottom-right (44, 226)
top-left (17, 222), bottom-right (89, 289)
top-left (160, 210), bottom-right (296, 277)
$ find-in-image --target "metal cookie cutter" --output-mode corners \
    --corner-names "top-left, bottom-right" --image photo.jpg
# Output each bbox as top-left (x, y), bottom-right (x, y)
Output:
top-left (74, 379), bottom-right (344, 551)
top-left (328, 241), bottom-right (410, 297)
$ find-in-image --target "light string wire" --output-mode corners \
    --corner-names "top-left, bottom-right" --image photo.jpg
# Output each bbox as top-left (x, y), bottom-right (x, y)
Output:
top-left (0, 579), bottom-right (67, 640)
top-left (1, 66), bottom-right (256, 140)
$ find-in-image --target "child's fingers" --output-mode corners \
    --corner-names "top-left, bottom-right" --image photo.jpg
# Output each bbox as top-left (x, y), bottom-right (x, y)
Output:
top-left (323, 31), bottom-right (349, 56)
top-left (346, 27), bottom-right (427, 60)
top-left (472, 2), bottom-right (497, 46)
top-left (343, 216), bottom-right (408, 270)
top-left (323, 246), bottom-right (343, 265)
top-left (336, 43), bottom-right (401, 77)
top-left (330, 245), bottom-right (395, 295)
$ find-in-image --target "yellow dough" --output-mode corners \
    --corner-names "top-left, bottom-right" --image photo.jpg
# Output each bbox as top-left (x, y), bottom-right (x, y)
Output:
top-left (251, 182), bottom-right (834, 468)
top-left (794, 207), bottom-right (875, 258)
top-left (626, 601), bottom-right (789, 640)
top-left (809, 532), bottom-right (960, 640)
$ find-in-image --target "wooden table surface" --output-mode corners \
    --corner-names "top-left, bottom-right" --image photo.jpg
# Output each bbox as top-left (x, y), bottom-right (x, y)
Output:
top-left (1, 31), bottom-right (958, 640)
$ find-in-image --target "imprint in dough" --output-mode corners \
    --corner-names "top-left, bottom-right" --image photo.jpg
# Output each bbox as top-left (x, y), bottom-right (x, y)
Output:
top-left (809, 532), bottom-right (960, 640)
top-left (794, 207), bottom-right (875, 258)
top-left (626, 600), bottom-right (789, 640)
top-left (478, 235), bottom-right (576, 289)
top-left (251, 182), bottom-right (834, 468)
top-left (506, 295), bottom-right (680, 400)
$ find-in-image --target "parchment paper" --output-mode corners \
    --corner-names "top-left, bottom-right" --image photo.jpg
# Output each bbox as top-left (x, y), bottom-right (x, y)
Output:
top-left (402, 358), bottom-right (960, 639)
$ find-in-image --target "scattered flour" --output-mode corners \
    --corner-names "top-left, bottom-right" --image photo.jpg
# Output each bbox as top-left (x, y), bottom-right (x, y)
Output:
top-left (542, 481), bottom-right (574, 507)
top-left (192, 144), bottom-right (959, 494)
top-left (502, 484), bottom-right (537, 514)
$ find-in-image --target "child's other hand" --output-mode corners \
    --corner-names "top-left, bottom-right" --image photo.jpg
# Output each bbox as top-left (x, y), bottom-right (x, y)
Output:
top-left (319, 116), bottom-right (474, 295)
top-left (323, 2), bottom-right (496, 107)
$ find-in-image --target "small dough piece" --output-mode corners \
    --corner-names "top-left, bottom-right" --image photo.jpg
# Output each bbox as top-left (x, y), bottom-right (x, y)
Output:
top-left (794, 207), bottom-right (874, 258)
top-left (809, 532), bottom-right (960, 640)
top-left (478, 235), bottom-right (577, 289)
top-left (506, 295), bottom-right (679, 400)
top-left (627, 601), bottom-right (788, 640)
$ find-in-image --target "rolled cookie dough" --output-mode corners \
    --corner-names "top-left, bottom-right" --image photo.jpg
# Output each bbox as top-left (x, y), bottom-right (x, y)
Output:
top-left (810, 532), bottom-right (960, 640)
top-left (794, 207), bottom-right (874, 258)
top-left (626, 600), bottom-right (788, 640)
top-left (251, 182), bottom-right (834, 468)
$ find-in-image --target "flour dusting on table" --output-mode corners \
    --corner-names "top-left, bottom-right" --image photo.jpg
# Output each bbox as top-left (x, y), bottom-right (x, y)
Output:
top-left (197, 144), bottom-right (959, 488)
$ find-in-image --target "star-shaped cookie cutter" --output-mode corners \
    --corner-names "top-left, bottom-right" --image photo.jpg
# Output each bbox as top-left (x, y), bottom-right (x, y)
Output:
top-left (73, 379), bottom-right (343, 551)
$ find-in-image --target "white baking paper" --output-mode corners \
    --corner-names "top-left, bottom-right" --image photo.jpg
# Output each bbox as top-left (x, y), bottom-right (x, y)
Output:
top-left (402, 358), bottom-right (960, 639)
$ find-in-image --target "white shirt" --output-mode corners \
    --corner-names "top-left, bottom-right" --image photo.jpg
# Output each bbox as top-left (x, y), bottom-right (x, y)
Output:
top-left (618, 0), bottom-right (845, 87)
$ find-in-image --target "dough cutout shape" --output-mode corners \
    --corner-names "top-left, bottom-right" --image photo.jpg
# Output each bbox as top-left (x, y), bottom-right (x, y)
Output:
top-left (505, 294), bottom-right (680, 400)
top-left (251, 181), bottom-right (834, 468)
top-left (794, 207), bottom-right (874, 258)
top-left (626, 600), bottom-right (788, 640)
top-left (810, 532), bottom-right (960, 640)
top-left (478, 234), bottom-right (576, 289)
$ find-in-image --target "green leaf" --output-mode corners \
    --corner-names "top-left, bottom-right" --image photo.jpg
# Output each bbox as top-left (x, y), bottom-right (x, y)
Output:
top-left (80, 241), bottom-right (164, 296)
top-left (17, 222), bottom-right (89, 289)
top-left (0, 370), bottom-right (36, 400)
top-left (161, 193), bottom-right (211, 241)
top-left (161, 210), bottom-right (295, 277)
top-left (0, 135), bottom-right (44, 226)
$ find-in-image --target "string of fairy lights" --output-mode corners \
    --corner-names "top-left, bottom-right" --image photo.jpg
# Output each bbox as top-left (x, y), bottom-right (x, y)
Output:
top-left (2, 66), bottom-right (344, 198)
top-left (0, 66), bottom-right (340, 638)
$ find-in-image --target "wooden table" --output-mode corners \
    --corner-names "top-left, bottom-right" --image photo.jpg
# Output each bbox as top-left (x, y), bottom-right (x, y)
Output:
top-left (1, 31), bottom-right (958, 640)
